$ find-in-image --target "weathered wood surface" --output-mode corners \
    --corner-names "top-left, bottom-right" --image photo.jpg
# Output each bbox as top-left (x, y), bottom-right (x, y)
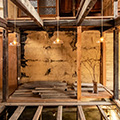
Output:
top-left (78, 106), bottom-right (86, 120)
top-left (2, 29), bottom-right (8, 102)
top-left (76, 0), bottom-right (97, 25)
top-left (2, 101), bottom-right (114, 106)
top-left (17, 32), bottom-right (21, 85)
top-left (7, 18), bottom-right (113, 27)
top-left (0, 105), bottom-right (5, 114)
top-left (10, 0), bottom-right (43, 27)
top-left (97, 105), bottom-right (109, 120)
top-left (113, 27), bottom-right (119, 99)
top-left (57, 106), bottom-right (62, 120)
top-left (32, 106), bottom-right (43, 120)
top-left (9, 106), bottom-right (25, 120)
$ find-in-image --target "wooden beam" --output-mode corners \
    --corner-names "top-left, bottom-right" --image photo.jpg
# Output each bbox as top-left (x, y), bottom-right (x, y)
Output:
top-left (10, 0), bottom-right (43, 27)
top-left (76, 0), bottom-right (84, 18)
top-left (100, 33), bottom-right (106, 86)
top-left (33, 106), bottom-right (43, 120)
top-left (77, 26), bottom-right (82, 100)
top-left (97, 105), bottom-right (109, 120)
top-left (0, 105), bottom-right (6, 114)
top-left (9, 106), bottom-right (25, 120)
top-left (77, 106), bottom-right (86, 120)
top-left (113, 27), bottom-right (119, 99)
top-left (2, 29), bottom-right (8, 102)
top-left (7, 18), bottom-right (113, 28)
top-left (76, 0), bottom-right (97, 25)
top-left (1, 101), bottom-right (114, 106)
top-left (57, 106), bottom-right (62, 120)
top-left (114, 0), bottom-right (118, 18)
top-left (16, 32), bottom-right (21, 85)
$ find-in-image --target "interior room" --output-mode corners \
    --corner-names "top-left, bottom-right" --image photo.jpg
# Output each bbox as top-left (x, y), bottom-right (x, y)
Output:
top-left (0, 0), bottom-right (120, 119)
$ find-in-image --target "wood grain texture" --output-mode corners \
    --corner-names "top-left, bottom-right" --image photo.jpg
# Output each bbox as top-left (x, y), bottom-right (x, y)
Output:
top-left (9, 106), bottom-right (25, 120)
top-left (57, 106), bottom-right (63, 120)
top-left (77, 26), bottom-right (81, 100)
top-left (32, 106), bottom-right (43, 120)
top-left (8, 33), bottom-right (18, 95)
top-left (78, 106), bottom-right (86, 120)
top-left (97, 105), bottom-right (109, 120)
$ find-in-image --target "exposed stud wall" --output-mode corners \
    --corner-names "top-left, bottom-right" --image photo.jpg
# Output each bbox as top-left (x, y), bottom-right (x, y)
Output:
top-left (21, 31), bottom-right (100, 84)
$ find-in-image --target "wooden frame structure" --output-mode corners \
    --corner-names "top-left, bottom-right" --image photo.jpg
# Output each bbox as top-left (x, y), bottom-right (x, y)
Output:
top-left (0, 0), bottom-right (119, 104)
top-left (10, 0), bottom-right (43, 27)
top-left (0, 101), bottom-right (115, 120)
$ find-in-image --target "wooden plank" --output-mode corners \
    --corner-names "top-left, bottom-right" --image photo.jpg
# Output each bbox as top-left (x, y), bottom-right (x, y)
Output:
top-left (57, 106), bottom-right (62, 120)
top-left (0, 105), bottom-right (5, 114)
top-left (76, 0), bottom-right (85, 17)
top-left (2, 29), bottom-right (8, 102)
top-left (77, 26), bottom-right (81, 100)
top-left (76, 0), bottom-right (97, 25)
top-left (16, 32), bottom-right (21, 85)
top-left (9, 106), bottom-right (25, 120)
top-left (74, 83), bottom-right (103, 87)
top-left (103, 34), bottom-right (106, 86)
top-left (7, 18), bottom-right (113, 28)
top-left (10, 0), bottom-right (43, 27)
top-left (3, 101), bottom-right (114, 106)
top-left (0, 33), bottom-right (2, 89)
top-left (97, 105), bottom-right (109, 120)
top-left (114, 0), bottom-right (118, 18)
top-left (100, 33), bottom-right (106, 86)
top-left (3, 0), bottom-right (8, 18)
top-left (74, 87), bottom-right (105, 92)
top-left (32, 106), bottom-right (43, 120)
top-left (113, 27), bottom-right (119, 99)
top-left (102, 86), bottom-right (113, 96)
top-left (77, 106), bottom-right (86, 120)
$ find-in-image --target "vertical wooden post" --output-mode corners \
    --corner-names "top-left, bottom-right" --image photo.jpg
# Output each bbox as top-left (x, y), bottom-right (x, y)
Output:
top-left (77, 26), bottom-right (82, 100)
top-left (113, 27), bottom-right (119, 99)
top-left (2, 0), bottom-right (8, 102)
top-left (100, 34), bottom-right (106, 86)
top-left (17, 32), bottom-right (21, 85)
top-left (2, 29), bottom-right (8, 102)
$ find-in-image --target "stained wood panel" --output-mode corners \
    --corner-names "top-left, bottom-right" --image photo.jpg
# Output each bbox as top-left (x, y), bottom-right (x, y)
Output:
top-left (8, 33), bottom-right (17, 95)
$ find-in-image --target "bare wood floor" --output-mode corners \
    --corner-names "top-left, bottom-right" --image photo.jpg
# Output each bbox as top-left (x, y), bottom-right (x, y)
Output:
top-left (5, 81), bottom-right (113, 103)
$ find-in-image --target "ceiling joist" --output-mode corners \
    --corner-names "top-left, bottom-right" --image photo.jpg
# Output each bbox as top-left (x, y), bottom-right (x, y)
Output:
top-left (10, 0), bottom-right (43, 27)
top-left (7, 18), bottom-right (113, 27)
top-left (76, 0), bottom-right (97, 26)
